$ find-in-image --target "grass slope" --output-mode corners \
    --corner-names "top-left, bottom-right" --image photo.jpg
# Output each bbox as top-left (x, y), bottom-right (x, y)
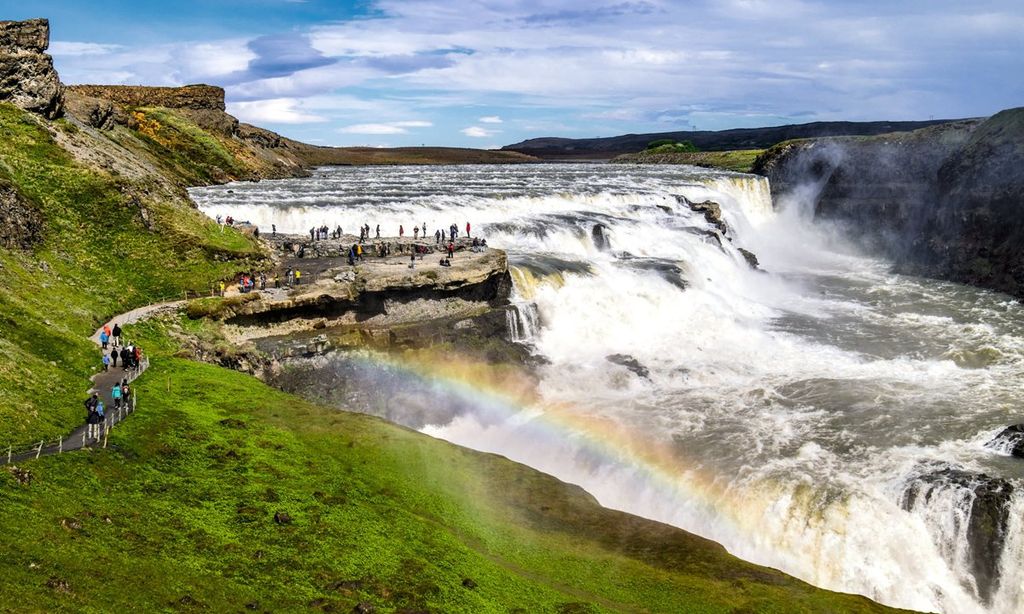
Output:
top-left (0, 103), bottom-right (263, 445)
top-left (611, 150), bottom-right (764, 173)
top-left (0, 316), bottom-right (903, 613)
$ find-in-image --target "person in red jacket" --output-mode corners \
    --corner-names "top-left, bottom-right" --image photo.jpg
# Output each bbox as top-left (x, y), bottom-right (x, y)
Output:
top-left (465, 222), bottom-right (471, 237)
top-left (447, 242), bottom-right (455, 259)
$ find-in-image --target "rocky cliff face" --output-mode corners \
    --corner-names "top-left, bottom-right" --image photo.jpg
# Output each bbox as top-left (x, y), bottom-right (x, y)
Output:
top-left (754, 109), bottom-right (1024, 296)
top-left (67, 84), bottom-right (225, 111)
top-left (0, 18), bottom-right (64, 119)
top-left (0, 178), bottom-right (41, 250)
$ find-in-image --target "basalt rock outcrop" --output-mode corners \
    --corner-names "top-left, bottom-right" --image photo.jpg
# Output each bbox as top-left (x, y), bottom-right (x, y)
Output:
top-left (985, 424), bottom-right (1024, 458)
top-left (899, 464), bottom-right (1015, 604)
top-left (196, 243), bottom-right (512, 339)
top-left (0, 18), bottom-right (64, 119)
top-left (754, 108), bottom-right (1024, 297)
top-left (0, 179), bottom-right (42, 250)
top-left (67, 84), bottom-right (226, 112)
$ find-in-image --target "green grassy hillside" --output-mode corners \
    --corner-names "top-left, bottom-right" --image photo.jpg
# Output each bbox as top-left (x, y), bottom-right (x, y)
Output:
top-left (0, 315), bottom-right (902, 613)
top-left (611, 149), bottom-right (764, 173)
top-left (0, 102), bottom-right (264, 445)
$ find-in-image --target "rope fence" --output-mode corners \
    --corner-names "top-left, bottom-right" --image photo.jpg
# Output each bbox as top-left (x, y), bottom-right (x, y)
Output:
top-left (2, 356), bottom-right (150, 465)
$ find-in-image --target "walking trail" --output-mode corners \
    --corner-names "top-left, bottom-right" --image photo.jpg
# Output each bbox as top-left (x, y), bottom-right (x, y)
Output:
top-left (5, 300), bottom-right (184, 463)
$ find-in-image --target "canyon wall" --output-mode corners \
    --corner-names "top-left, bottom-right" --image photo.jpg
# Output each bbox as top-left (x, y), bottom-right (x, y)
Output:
top-left (754, 109), bottom-right (1024, 297)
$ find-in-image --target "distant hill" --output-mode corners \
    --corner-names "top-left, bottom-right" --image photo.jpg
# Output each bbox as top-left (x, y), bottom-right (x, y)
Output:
top-left (502, 119), bottom-right (959, 159)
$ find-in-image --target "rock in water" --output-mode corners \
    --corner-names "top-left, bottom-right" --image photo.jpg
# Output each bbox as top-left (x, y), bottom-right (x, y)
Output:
top-left (985, 424), bottom-right (1024, 458)
top-left (606, 354), bottom-right (650, 379)
top-left (676, 195), bottom-right (729, 235)
top-left (0, 19), bottom-right (64, 118)
top-left (900, 465), bottom-right (1015, 603)
top-left (592, 223), bottom-right (611, 251)
top-left (737, 248), bottom-right (760, 269)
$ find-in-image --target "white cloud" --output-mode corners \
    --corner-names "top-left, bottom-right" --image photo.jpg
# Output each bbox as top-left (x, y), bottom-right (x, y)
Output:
top-left (49, 41), bottom-right (122, 56)
top-left (227, 98), bottom-right (326, 124)
top-left (339, 120), bottom-right (433, 134)
top-left (479, 115), bottom-right (503, 123)
top-left (461, 126), bottom-right (498, 138)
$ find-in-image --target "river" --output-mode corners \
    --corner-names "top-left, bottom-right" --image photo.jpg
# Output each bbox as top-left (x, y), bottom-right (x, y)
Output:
top-left (190, 164), bottom-right (1024, 613)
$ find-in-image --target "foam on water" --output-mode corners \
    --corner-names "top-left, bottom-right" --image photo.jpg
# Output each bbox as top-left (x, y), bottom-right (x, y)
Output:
top-left (193, 164), bottom-right (1024, 613)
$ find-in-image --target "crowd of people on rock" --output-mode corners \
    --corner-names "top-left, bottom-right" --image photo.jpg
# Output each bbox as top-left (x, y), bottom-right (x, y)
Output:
top-left (212, 216), bottom-right (486, 295)
top-left (237, 272), bottom-right (268, 293)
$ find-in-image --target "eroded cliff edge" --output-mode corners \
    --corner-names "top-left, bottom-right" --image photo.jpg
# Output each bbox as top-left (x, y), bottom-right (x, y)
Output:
top-left (754, 108), bottom-right (1024, 297)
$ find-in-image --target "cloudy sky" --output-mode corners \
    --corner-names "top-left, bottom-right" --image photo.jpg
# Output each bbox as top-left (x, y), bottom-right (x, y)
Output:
top-left (5, 0), bottom-right (1022, 147)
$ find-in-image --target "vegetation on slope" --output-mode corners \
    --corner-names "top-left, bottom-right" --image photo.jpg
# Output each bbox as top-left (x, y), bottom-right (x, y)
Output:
top-left (611, 149), bottom-right (764, 173)
top-left (0, 102), bottom-right (263, 445)
top-left (0, 315), bottom-right (903, 613)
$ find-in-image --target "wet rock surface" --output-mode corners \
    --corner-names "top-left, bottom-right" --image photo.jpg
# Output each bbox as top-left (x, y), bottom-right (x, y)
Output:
top-left (606, 354), bottom-right (650, 379)
top-left (899, 464), bottom-right (1015, 604)
top-left (591, 223), bottom-right (612, 251)
top-left (985, 424), bottom-right (1024, 458)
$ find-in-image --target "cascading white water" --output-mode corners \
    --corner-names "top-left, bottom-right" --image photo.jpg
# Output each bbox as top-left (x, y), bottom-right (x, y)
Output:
top-left (191, 164), bottom-right (1024, 613)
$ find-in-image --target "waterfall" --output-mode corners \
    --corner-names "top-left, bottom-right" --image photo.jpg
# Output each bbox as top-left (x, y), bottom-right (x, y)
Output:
top-left (192, 164), bottom-right (1024, 613)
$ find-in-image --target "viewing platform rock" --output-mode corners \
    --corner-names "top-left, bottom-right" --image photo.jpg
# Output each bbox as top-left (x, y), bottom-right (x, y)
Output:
top-left (193, 232), bottom-right (513, 339)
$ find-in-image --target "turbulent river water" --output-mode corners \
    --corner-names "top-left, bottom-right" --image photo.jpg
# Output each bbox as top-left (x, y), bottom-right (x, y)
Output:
top-left (191, 164), bottom-right (1024, 613)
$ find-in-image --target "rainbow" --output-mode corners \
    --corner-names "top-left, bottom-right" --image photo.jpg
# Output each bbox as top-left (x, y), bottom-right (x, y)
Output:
top-left (334, 347), bottom-right (752, 541)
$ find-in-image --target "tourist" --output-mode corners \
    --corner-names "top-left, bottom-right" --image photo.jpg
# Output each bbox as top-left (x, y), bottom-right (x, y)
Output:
top-left (409, 252), bottom-right (416, 269)
top-left (295, 270), bottom-right (302, 285)
top-left (110, 348), bottom-right (118, 368)
top-left (272, 224), bottom-right (276, 237)
top-left (466, 222), bottom-right (471, 238)
top-left (422, 222), bottom-right (427, 237)
top-left (120, 347), bottom-right (131, 370)
top-left (100, 329), bottom-right (109, 350)
top-left (310, 227), bottom-right (315, 241)
top-left (112, 323), bottom-right (121, 346)
top-left (111, 382), bottom-right (122, 410)
top-left (273, 273), bottom-right (280, 289)
top-left (254, 227), bottom-right (260, 239)
top-left (219, 281), bottom-right (225, 296)
top-left (448, 242), bottom-right (455, 259)
top-left (86, 401), bottom-right (102, 441)
top-left (399, 225), bottom-right (404, 238)
top-left (348, 246), bottom-right (356, 266)
top-left (375, 224), bottom-right (380, 239)
top-left (102, 352), bottom-right (110, 372)
top-left (133, 346), bottom-right (142, 369)
top-left (356, 243), bottom-right (363, 261)
top-left (435, 229), bottom-right (441, 244)
top-left (414, 226), bottom-right (420, 239)
top-left (121, 380), bottom-right (131, 406)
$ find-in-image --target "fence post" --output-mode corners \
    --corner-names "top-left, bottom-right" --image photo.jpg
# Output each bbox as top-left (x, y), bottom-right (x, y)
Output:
top-left (103, 425), bottom-right (109, 449)
top-left (6, 445), bottom-right (10, 464)
top-left (35, 440), bottom-right (43, 459)
top-left (58, 436), bottom-right (62, 454)
top-left (82, 431), bottom-right (87, 448)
